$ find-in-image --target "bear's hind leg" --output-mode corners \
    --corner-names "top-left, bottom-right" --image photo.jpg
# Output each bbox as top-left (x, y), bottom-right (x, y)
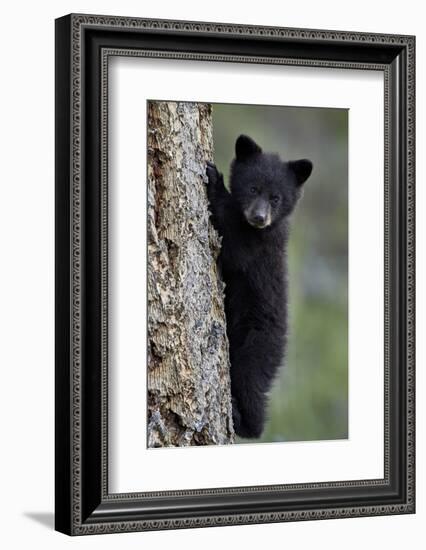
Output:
top-left (231, 381), bottom-right (268, 439)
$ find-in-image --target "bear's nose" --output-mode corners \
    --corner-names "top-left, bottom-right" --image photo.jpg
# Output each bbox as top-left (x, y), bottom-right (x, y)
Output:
top-left (253, 214), bottom-right (266, 225)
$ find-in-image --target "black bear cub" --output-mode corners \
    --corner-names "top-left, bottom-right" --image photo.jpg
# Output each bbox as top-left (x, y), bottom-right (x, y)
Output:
top-left (206, 135), bottom-right (313, 438)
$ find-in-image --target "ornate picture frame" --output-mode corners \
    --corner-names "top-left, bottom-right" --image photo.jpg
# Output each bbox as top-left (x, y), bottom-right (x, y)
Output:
top-left (55, 13), bottom-right (415, 535)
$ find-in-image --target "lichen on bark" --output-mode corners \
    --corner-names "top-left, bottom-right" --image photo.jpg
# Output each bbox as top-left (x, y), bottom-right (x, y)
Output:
top-left (147, 101), bottom-right (234, 447)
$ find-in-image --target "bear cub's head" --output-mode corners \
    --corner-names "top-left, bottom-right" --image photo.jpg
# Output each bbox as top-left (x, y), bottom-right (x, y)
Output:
top-left (230, 135), bottom-right (313, 229)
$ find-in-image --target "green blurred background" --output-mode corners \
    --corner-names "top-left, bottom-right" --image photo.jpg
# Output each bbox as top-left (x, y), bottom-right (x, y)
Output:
top-left (212, 103), bottom-right (348, 443)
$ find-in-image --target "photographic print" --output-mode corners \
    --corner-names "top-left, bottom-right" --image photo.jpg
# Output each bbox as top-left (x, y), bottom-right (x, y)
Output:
top-left (55, 14), bottom-right (414, 535)
top-left (147, 100), bottom-right (348, 447)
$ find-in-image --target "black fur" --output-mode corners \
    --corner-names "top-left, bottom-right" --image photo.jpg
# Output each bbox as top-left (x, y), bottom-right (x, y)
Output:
top-left (206, 135), bottom-right (312, 438)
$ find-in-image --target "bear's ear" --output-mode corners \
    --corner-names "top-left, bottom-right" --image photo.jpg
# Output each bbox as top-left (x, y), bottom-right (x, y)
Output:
top-left (288, 159), bottom-right (313, 186)
top-left (235, 135), bottom-right (262, 161)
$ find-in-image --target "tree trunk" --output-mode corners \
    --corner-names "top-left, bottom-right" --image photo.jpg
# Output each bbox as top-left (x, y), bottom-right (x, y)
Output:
top-left (147, 101), bottom-right (234, 447)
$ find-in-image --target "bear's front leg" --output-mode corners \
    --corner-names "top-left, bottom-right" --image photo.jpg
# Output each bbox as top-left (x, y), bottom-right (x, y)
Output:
top-left (205, 161), bottom-right (230, 235)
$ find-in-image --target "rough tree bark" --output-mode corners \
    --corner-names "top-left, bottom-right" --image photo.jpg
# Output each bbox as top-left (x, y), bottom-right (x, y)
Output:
top-left (147, 101), bottom-right (234, 447)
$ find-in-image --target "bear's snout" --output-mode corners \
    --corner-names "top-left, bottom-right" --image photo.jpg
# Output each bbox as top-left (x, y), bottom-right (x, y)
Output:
top-left (244, 200), bottom-right (271, 229)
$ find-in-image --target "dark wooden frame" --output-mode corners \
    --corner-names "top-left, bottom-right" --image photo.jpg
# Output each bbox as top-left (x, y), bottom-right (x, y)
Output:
top-left (55, 13), bottom-right (415, 535)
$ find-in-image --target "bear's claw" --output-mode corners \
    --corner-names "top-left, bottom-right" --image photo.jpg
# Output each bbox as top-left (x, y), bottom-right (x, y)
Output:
top-left (206, 161), bottom-right (219, 185)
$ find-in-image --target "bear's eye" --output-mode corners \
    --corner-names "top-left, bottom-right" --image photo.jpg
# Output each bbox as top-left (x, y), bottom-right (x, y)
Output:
top-left (271, 195), bottom-right (280, 205)
top-left (250, 186), bottom-right (258, 195)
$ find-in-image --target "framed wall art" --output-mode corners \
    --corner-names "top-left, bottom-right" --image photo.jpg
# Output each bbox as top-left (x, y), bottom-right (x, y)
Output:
top-left (55, 13), bottom-right (415, 535)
